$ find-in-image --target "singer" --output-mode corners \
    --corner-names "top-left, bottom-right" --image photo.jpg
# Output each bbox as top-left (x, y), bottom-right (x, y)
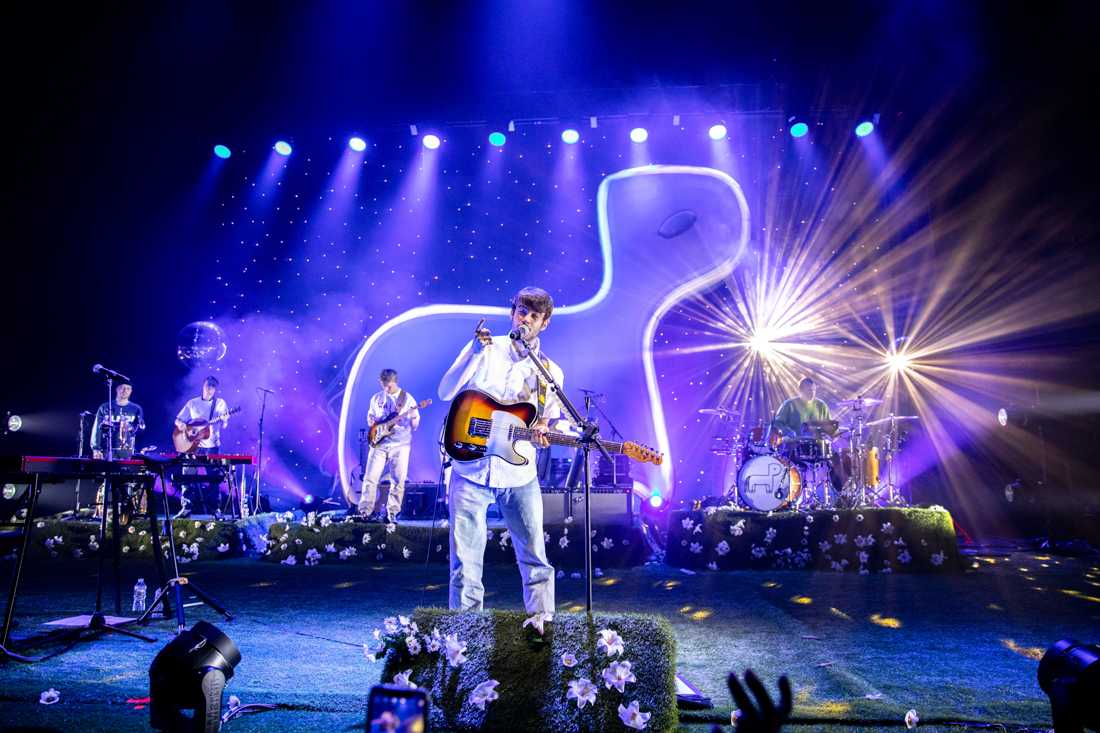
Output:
top-left (437, 286), bottom-right (562, 619)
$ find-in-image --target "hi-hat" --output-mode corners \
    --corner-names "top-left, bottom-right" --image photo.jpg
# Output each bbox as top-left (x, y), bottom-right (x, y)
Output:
top-left (835, 397), bottom-right (884, 408)
top-left (865, 415), bottom-right (920, 427)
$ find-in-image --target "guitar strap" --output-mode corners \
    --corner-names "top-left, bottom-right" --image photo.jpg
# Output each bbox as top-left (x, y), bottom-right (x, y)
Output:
top-left (535, 353), bottom-right (550, 420)
top-left (207, 397), bottom-right (217, 422)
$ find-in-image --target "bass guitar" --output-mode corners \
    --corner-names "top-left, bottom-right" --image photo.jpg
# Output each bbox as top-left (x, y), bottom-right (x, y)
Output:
top-left (172, 406), bottom-right (242, 453)
top-left (443, 389), bottom-right (662, 466)
top-left (368, 398), bottom-right (432, 446)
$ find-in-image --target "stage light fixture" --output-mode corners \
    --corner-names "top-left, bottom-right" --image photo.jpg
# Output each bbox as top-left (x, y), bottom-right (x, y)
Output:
top-left (648, 492), bottom-right (664, 509)
top-left (273, 141), bottom-right (292, 156)
top-left (6, 413), bottom-right (21, 433)
top-left (629, 127), bottom-right (648, 144)
top-left (2, 483), bottom-right (18, 500)
top-left (422, 134), bottom-right (441, 150)
top-left (1037, 638), bottom-right (1100, 732)
top-left (789, 122), bottom-right (808, 139)
top-left (886, 352), bottom-right (911, 373)
top-left (855, 121), bottom-right (875, 137)
top-left (348, 136), bottom-right (367, 152)
top-left (213, 145), bottom-right (231, 160)
top-left (708, 124), bottom-right (727, 140)
top-left (408, 124), bottom-right (418, 136)
top-left (997, 408), bottom-right (1009, 427)
top-left (488, 131), bottom-right (506, 147)
top-left (589, 116), bottom-right (598, 128)
top-left (299, 494), bottom-right (316, 511)
top-left (149, 621), bottom-right (241, 732)
top-left (561, 128), bottom-right (580, 144)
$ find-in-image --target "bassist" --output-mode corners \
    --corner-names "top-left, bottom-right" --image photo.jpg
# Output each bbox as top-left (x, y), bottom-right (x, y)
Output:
top-left (357, 369), bottom-right (421, 522)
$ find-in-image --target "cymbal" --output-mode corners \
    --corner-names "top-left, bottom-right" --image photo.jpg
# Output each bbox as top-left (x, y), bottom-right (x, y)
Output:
top-left (698, 407), bottom-right (741, 418)
top-left (865, 415), bottom-right (920, 427)
top-left (835, 397), bottom-right (884, 408)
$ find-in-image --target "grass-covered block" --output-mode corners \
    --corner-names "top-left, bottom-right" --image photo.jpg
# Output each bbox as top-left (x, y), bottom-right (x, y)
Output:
top-left (666, 506), bottom-right (961, 573)
top-left (261, 513), bottom-right (649, 569)
top-left (378, 608), bottom-right (678, 732)
top-left (19, 517), bottom-right (242, 562)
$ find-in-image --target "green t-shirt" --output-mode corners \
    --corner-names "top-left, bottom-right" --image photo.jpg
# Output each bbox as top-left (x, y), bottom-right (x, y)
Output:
top-left (772, 397), bottom-right (830, 438)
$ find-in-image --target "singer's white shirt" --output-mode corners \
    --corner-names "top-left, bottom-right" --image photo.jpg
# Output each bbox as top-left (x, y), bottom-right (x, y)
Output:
top-left (439, 334), bottom-right (564, 488)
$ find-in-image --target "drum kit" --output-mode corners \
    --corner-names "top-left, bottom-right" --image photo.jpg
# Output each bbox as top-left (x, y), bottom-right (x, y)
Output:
top-left (702, 397), bottom-right (919, 512)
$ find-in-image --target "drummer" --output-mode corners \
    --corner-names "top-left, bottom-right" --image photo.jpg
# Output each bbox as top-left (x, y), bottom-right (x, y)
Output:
top-left (771, 377), bottom-right (835, 441)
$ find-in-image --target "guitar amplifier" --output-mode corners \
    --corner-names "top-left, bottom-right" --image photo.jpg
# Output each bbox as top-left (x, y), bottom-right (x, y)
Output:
top-left (399, 481), bottom-right (444, 520)
top-left (594, 454), bottom-right (633, 488)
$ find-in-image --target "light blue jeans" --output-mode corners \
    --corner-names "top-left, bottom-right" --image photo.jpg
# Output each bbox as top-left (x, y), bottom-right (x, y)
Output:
top-left (448, 473), bottom-right (555, 614)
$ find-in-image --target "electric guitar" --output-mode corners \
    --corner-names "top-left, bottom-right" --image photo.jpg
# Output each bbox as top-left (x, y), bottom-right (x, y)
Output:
top-left (443, 389), bottom-right (663, 466)
top-left (368, 398), bottom-right (432, 446)
top-left (172, 406), bottom-right (242, 453)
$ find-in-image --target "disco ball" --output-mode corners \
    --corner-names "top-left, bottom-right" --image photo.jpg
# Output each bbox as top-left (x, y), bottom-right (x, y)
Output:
top-left (176, 321), bottom-right (227, 367)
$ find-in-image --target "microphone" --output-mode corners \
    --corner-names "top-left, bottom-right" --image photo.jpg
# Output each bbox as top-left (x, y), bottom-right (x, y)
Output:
top-left (509, 324), bottom-right (531, 341)
top-left (92, 364), bottom-right (130, 382)
top-left (256, 387), bottom-right (275, 394)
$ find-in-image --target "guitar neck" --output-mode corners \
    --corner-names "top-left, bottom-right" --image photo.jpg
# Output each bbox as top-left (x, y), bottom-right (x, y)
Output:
top-left (509, 426), bottom-right (624, 454)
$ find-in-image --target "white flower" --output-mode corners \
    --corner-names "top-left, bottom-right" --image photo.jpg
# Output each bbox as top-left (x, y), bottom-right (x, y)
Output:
top-left (707, 561), bottom-right (718, 571)
top-left (880, 522), bottom-right (894, 534)
top-left (564, 515), bottom-right (574, 524)
top-left (499, 530), bottom-right (511, 547)
top-left (523, 612), bottom-right (552, 636)
top-left (692, 524), bottom-right (703, 535)
top-left (681, 517), bottom-right (695, 531)
top-left (856, 514), bottom-right (864, 522)
top-left (751, 545), bottom-right (767, 559)
top-left (406, 635), bottom-right (422, 656)
top-left (618, 700), bottom-right (652, 730)
top-left (818, 540), bottom-right (832, 553)
top-left (716, 540), bottom-right (730, 556)
top-left (731, 519), bottom-right (746, 536)
top-left (39, 688), bottom-right (60, 705)
top-left (559, 536), bottom-right (570, 549)
top-left (385, 523), bottom-right (396, 534)
top-left (833, 534), bottom-right (848, 545)
top-left (294, 538), bottom-right (302, 545)
top-left (561, 652), bottom-right (578, 668)
top-left (193, 520), bottom-right (202, 529)
top-left (486, 529), bottom-right (494, 541)
top-left (470, 679), bottom-right (500, 710)
top-left (566, 678), bottom-right (598, 709)
top-left (601, 537), bottom-right (614, 550)
top-left (325, 543), bottom-right (337, 553)
top-left (444, 633), bottom-right (467, 667)
top-left (556, 569), bottom-right (565, 579)
top-left (806, 515), bottom-right (814, 524)
top-left (217, 543), bottom-right (230, 553)
top-left (398, 614), bottom-right (411, 627)
top-left (882, 563), bottom-right (893, 574)
top-left (304, 547), bottom-right (322, 566)
top-left (764, 527), bottom-right (777, 544)
top-left (905, 709), bottom-right (920, 729)
top-left (179, 530), bottom-right (187, 538)
top-left (384, 616), bottom-right (400, 634)
top-left (570, 571), bottom-right (582, 580)
top-left (832, 514), bottom-right (840, 522)
top-left (338, 547), bottom-right (358, 560)
top-left (122, 546), bottom-right (130, 554)
top-left (597, 629), bottom-right (625, 657)
top-left (427, 628), bottom-right (442, 653)
top-left (544, 531), bottom-right (551, 543)
top-left (402, 547), bottom-right (412, 559)
top-left (858, 551), bottom-right (869, 564)
top-left (281, 555), bottom-right (297, 566)
top-left (392, 669), bottom-right (416, 688)
top-left (830, 559), bottom-right (849, 572)
top-left (320, 515), bottom-right (332, 528)
top-left (704, 505), bottom-right (717, 516)
top-left (438, 518), bottom-right (449, 529)
top-left (601, 660), bottom-right (637, 693)
top-left (205, 521), bottom-right (216, 531)
top-left (931, 551), bottom-right (946, 566)
top-left (594, 567), bottom-right (604, 577)
top-left (689, 542), bottom-right (703, 555)
top-left (127, 525), bottom-right (136, 534)
top-left (362, 532), bottom-right (372, 545)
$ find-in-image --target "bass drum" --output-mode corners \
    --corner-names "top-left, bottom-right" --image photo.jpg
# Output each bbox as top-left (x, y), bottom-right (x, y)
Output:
top-left (737, 454), bottom-right (802, 512)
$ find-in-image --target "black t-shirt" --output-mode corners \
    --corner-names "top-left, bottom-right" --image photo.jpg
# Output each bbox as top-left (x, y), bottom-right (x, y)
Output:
top-left (91, 401), bottom-right (145, 453)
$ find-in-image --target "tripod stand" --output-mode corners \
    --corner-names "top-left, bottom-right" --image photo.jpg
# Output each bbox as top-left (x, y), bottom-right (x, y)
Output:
top-left (137, 457), bottom-right (234, 634)
top-left (518, 337), bottom-right (615, 615)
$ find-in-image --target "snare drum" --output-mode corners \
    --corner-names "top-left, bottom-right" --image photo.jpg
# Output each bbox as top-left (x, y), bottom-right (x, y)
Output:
top-left (737, 454), bottom-right (802, 512)
top-left (745, 425), bottom-right (780, 455)
top-left (794, 438), bottom-right (832, 462)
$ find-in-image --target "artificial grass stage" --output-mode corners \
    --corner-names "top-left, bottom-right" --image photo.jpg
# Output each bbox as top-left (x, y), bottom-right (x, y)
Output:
top-left (1, 552), bottom-right (1093, 731)
top-left (378, 609), bottom-right (678, 732)
top-left (665, 507), bottom-right (961, 573)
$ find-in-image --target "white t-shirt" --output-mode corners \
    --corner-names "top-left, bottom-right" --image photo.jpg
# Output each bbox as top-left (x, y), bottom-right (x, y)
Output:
top-left (176, 396), bottom-right (230, 449)
top-left (440, 334), bottom-right (564, 487)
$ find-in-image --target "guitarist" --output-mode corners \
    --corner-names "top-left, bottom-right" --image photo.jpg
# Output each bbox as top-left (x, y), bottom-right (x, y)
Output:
top-left (438, 286), bottom-right (561, 619)
top-left (357, 369), bottom-right (421, 522)
top-left (174, 376), bottom-right (231, 454)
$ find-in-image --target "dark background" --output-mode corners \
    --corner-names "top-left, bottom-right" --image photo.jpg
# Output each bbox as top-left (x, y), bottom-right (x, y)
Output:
top-left (4, 2), bottom-right (1099, 535)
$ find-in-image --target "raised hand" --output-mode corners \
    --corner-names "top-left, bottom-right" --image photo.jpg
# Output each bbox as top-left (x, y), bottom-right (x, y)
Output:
top-left (727, 669), bottom-right (791, 733)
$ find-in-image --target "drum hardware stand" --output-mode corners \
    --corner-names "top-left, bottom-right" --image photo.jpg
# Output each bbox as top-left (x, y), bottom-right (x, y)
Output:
top-left (871, 415), bottom-right (908, 507)
top-left (137, 456), bottom-right (234, 634)
top-left (519, 334), bottom-right (613, 616)
top-left (68, 411), bottom-right (92, 519)
top-left (842, 402), bottom-right (871, 507)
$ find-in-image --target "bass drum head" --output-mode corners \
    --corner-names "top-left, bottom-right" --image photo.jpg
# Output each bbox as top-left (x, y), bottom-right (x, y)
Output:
top-left (737, 455), bottom-right (802, 512)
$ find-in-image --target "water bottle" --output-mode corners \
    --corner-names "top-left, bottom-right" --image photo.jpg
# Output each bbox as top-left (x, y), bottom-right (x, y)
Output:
top-left (132, 578), bottom-right (147, 613)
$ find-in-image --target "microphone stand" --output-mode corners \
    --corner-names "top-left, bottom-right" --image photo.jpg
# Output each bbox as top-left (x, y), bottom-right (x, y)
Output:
top-left (252, 388), bottom-right (272, 515)
top-left (518, 335), bottom-right (614, 615)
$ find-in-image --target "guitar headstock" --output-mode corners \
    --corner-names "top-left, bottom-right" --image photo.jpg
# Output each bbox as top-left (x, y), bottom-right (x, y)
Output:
top-left (623, 442), bottom-right (663, 466)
